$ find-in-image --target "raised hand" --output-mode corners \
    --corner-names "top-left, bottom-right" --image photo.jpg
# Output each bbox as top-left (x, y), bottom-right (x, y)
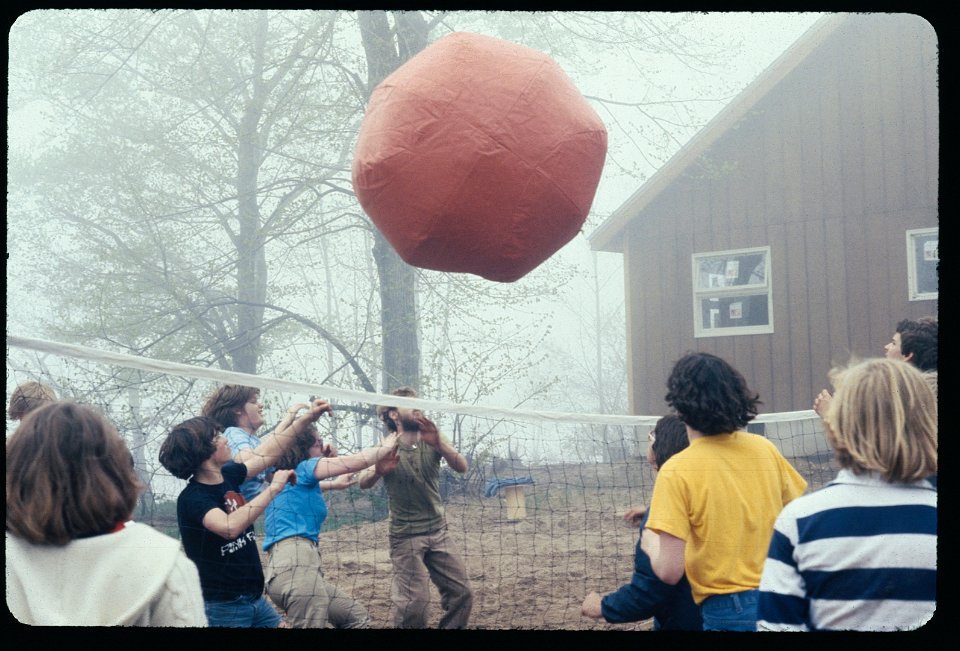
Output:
top-left (270, 468), bottom-right (297, 491)
top-left (320, 440), bottom-right (338, 458)
top-left (285, 402), bottom-right (311, 418)
top-left (622, 504), bottom-right (648, 528)
top-left (374, 434), bottom-right (400, 475)
top-left (415, 415), bottom-right (440, 447)
top-left (307, 398), bottom-right (333, 420)
top-left (813, 390), bottom-right (832, 418)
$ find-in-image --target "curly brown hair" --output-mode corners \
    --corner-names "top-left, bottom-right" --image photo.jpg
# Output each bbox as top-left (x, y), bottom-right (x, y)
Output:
top-left (665, 352), bottom-right (761, 435)
top-left (158, 416), bottom-right (223, 480)
top-left (274, 423), bottom-right (320, 471)
top-left (897, 316), bottom-right (938, 372)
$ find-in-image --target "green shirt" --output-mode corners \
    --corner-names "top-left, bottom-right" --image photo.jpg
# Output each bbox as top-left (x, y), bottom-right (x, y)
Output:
top-left (382, 444), bottom-right (445, 536)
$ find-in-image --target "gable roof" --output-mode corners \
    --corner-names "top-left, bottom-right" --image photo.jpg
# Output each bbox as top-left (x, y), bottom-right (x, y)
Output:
top-left (589, 13), bottom-right (849, 252)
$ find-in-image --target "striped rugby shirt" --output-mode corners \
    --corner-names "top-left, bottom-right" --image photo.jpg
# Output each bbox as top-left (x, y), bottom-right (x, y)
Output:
top-left (757, 469), bottom-right (936, 631)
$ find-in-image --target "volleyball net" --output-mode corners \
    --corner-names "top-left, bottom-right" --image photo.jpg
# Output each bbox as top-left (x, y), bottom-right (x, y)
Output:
top-left (6, 334), bottom-right (837, 630)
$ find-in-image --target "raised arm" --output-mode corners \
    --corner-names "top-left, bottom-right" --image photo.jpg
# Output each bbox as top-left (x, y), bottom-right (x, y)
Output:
top-left (243, 398), bottom-right (332, 481)
top-left (232, 402), bottom-right (309, 466)
top-left (358, 436), bottom-right (400, 489)
top-left (202, 469), bottom-right (295, 539)
top-left (314, 432), bottom-right (399, 480)
top-left (415, 416), bottom-right (467, 473)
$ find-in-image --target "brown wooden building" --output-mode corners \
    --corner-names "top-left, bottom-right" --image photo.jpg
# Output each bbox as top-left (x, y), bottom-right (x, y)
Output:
top-left (590, 13), bottom-right (938, 416)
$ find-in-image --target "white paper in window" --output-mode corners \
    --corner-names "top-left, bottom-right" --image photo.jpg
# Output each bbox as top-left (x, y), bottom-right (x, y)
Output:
top-left (725, 260), bottom-right (740, 283)
top-left (729, 302), bottom-right (743, 320)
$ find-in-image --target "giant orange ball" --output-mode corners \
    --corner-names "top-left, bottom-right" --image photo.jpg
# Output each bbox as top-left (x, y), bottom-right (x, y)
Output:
top-left (352, 32), bottom-right (608, 283)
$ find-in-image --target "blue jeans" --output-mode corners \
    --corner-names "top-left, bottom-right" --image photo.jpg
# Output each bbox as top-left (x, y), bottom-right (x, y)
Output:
top-left (204, 594), bottom-right (282, 628)
top-left (700, 590), bottom-right (759, 631)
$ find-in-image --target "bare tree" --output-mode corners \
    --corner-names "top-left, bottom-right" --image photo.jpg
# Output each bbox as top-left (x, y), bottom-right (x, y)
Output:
top-left (8, 9), bottom-right (740, 422)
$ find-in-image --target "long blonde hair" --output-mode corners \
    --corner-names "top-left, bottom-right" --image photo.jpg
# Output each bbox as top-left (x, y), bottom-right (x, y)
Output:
top-left (824, 358), bottom-right (937, 482)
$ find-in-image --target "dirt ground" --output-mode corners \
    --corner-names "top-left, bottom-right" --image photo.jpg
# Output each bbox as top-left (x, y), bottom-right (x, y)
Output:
top-left (261, 455), bottom-right (837, 630)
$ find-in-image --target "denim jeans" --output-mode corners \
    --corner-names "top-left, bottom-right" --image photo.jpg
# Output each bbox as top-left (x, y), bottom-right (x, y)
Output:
top-left (204, 594), bottom-right (282, 628)
top-left (700, 589), bottom-right (759, 631)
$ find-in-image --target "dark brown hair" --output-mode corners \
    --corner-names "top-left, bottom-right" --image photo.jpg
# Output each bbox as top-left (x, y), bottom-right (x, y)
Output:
top-left (651, 415), bottom-right (690, 469)
top-left (158, 416), bottom-right (222, 480)
top-left (6, 402), bottom-right (142, 545)
top-left (377, 386), bottom-right (418, 433)
top-left (8, 381), bottom-right (58, 420)
top-left (274, 423), bottom-right (320, 471)
top-left (897, 316), bottom-right (938, 372)
top-left (201, 385), bottom-right (259, 429)
top-left (665, 352), bottom-right (761, 435)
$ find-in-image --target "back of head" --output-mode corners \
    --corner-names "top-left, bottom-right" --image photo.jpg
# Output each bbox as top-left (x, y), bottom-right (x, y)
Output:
top-left (201, 385), bottom-right (259, 429)
top-left (651, 415), bottom-right (690, 468)
top-left (377, 386), bottom-right (418, 432)
top-left (274, 423), bottom-right (320, 471)
top-left (158, 416), bottom-right (222, 480)
top-left (825, 358), bottom-right (937, 482)
top-left (897, 316), bottom-right (938, 372)
top-left (665, 352), bottom-right (761, 435)
top-left (6, 402), bottom-right (141, 546)
top-left (8, 381), bottom-right (58, 421)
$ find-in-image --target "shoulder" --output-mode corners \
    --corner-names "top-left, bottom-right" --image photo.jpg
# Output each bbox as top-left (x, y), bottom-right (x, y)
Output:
top-left (224, 427), bottom-right (256, 446)
top-left (738, 431), bottom-right (774, 447)
top-left (297, 458), bottom-right (320, 487)
top-left (122, 521), bottom-right (178, 544)
top-left (222, 461), bottom-right (247, 484)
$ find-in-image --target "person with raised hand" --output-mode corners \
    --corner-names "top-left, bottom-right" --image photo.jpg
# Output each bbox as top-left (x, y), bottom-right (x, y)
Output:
top-left (758, 358), bottom-right (937, 631)
top-left (158, 397), bottom-right (331, 628)
top-left (358, 386), bottom-right (473, 629)
top-left (581, 415), bottom-right (702, 630)
top-left (263, 421), bottom-right (398, 628)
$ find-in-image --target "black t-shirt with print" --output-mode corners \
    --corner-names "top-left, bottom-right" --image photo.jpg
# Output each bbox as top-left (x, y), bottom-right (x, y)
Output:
top-left (177, 461), bottom-right (264, 601)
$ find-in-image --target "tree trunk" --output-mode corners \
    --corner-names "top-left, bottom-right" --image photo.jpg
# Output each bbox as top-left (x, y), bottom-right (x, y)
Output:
top-left (374, 233), bottom-right (420, 391)
top-left (358, 11), bottom-right (430, 392)
top-left (233, 11), bottom-right (270, 374)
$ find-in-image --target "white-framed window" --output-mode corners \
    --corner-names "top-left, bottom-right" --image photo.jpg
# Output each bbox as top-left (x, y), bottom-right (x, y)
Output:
top-left (692, 246), bottom-right (773, 338)
top-left (906, 227), bottom-right (938, 301)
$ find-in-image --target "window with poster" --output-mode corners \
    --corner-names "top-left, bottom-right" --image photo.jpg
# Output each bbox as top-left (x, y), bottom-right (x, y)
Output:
top-left (906, 227), bottom-right (938, 301)
top-left (692, 246), bottom-right (773, 338)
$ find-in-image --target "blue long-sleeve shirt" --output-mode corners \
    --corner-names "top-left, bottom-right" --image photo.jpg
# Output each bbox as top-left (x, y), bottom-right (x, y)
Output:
top-left (600, 510), bottom-right (702, 631)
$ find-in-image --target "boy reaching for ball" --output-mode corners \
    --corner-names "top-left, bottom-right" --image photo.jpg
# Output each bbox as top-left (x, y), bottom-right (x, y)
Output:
top-left (158, 398), bottom-right (331, 627)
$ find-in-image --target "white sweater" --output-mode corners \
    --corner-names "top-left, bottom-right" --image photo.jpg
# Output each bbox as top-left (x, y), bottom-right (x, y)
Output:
top-left (6, 522), bottom-right (207, 626)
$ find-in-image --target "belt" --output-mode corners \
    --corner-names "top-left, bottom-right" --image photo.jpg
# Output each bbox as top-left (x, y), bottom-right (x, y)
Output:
top-left (274, 535), bottom-right (318, 547)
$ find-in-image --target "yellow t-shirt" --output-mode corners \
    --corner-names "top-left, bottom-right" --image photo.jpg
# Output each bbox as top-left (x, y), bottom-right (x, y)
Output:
top-left (646, 431), bottom-right (807, 605)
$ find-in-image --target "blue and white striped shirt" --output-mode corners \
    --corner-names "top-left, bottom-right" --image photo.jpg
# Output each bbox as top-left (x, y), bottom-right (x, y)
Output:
top-left (757, 469), bottom-right (936, 631)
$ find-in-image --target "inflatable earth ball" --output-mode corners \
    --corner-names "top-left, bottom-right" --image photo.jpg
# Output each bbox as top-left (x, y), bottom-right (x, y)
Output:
top-left (352, 32), bottom-right (608, 283)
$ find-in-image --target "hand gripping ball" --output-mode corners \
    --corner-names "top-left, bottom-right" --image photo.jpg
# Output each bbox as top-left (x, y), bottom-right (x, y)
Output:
top-left (352, 32), bottom-right (608, 283)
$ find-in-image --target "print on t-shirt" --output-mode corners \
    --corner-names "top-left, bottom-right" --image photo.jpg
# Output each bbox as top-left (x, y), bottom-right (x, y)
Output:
top-left (223, 490), bottom-right (246, 512)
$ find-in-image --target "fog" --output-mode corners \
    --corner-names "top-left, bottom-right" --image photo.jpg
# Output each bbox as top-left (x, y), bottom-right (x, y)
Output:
top-left (6, 10), bottom-right (824, 424)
